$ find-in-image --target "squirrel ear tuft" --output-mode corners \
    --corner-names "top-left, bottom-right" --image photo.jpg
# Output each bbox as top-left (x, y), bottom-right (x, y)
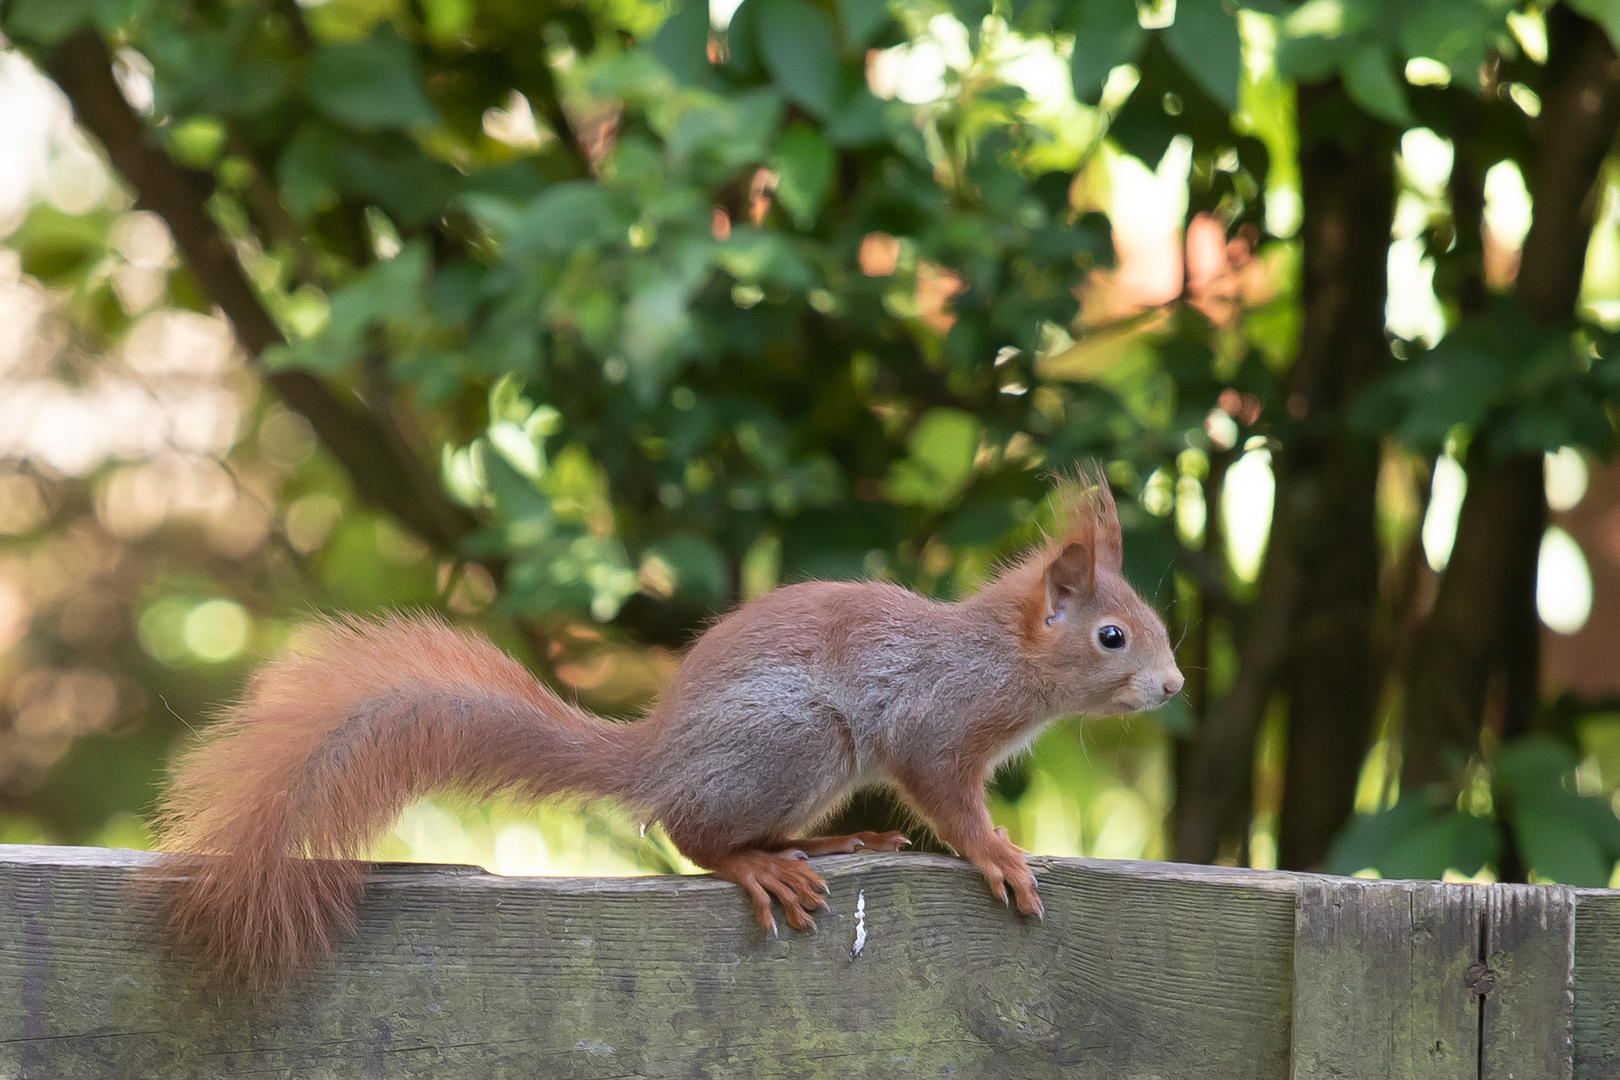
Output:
top-left (1044, 541), bottom-right (1096, 615)
top-left (1083, 466), bottom-right (1123, 573)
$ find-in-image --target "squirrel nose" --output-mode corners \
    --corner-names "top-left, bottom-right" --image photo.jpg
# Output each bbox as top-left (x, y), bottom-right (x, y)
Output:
top-left (1162, 670), bottom-right (1185, 697)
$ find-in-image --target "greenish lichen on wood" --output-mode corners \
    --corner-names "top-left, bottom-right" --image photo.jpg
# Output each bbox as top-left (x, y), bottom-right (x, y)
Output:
top-left (1292, 877), bottom-right (1483, 1080)
top-left (1574, 890), bottom-right (1620, 1079)
top-left (1484, 884), bottom-right (1574, 1080)
top-left (2, 845), bottom-right (1613, 1079)
top-left (0, 846), bottom-right (1297, 1080)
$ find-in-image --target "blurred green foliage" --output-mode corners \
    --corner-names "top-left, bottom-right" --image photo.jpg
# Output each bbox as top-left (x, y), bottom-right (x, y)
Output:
top-left (4, 0), bottom-right (1620, 886)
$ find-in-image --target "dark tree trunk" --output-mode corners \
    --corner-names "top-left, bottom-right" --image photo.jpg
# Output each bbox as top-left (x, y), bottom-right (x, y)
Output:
top-left (1274, 85), bottom-right (1394, 871)
top-left (1400, 456), bottom-right (1546, 785)
top-left (1176, 84), bottom-right (1394, 866)
top-left (1518, 7), bottom-right (1620, 326)
top-left (1401, 7), bottom-right (1620, 793)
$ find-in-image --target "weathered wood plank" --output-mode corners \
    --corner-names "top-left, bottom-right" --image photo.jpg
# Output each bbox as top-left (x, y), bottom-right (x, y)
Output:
top-left (1483, 884), bottom-right (1574, 1080)
top-left (0, 846), bottom-right (1298, 1080)
top-left (1574, 891), bottom-right (1620, 1080)
top-left (1291, 877), bottom-right (1483, 1080)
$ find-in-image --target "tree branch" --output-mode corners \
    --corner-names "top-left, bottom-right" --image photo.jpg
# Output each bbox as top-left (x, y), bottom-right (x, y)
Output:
top-left (47, 30), bottom-right (483, 556)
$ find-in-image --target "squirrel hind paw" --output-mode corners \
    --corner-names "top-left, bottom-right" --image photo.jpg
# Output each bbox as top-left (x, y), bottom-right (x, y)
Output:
top-left (710, 849), bottom-right (830, 935)
top-left (778, 830), bottom-right (912, 857)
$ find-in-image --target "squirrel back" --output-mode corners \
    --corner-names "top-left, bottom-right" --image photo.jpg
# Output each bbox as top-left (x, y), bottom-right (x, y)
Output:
top-left (153, 615), bottom-right (646, 983)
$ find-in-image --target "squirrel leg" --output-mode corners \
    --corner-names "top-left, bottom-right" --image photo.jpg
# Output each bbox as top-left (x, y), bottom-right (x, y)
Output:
top-left (892, 767), bottom-right (1042, 919)
top-left (683, 846), bottom-right (831, 934)
top-left (770, 831), bottom-right (912, 857)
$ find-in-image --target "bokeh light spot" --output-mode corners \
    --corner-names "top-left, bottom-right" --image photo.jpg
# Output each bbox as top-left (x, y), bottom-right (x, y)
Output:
top-left (183, 599), bottom-right (250, 662)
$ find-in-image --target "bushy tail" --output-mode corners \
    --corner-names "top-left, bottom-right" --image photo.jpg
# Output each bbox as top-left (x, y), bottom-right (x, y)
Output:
top-left (152, 614), bottom-right (647, 983)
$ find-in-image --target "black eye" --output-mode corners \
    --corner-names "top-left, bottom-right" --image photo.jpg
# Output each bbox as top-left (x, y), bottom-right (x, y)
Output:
top-left (1097, 625), bottom-right (1126, 650)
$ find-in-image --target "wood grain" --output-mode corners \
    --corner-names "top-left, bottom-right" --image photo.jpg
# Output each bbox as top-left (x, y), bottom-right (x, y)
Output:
top-left (0, 846), bottom-right (1297, 1080)
top-left (6, 845), bottom-right (1610, 1078)
top-left (1574, 890), bottom-right (1620, 1080)
top-left (1483, 884), bottom-right (1574, 1080)
top-left (1291, 876), bottom-right (1483, 1080)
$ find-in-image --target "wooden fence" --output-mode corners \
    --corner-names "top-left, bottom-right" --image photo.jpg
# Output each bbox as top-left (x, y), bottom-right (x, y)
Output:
top-left (0, 843), bottom-right (1615, 1078)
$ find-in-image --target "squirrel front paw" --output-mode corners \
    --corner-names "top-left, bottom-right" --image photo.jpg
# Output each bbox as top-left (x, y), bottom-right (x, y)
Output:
top-left (970, 830), bottom-right (1043, 919)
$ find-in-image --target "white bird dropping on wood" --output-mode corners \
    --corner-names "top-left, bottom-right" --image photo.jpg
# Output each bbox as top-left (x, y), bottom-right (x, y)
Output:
top-left (850, 890), bottom-right (867, 960)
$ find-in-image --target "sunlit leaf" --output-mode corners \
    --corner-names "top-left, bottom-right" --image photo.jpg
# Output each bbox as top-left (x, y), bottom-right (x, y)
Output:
top-left (885, 409), bottom-right (983, 508)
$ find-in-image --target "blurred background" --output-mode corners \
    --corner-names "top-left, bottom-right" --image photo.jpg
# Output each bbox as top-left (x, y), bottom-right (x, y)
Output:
top-left (2, 0), bottom-right (1620, 885)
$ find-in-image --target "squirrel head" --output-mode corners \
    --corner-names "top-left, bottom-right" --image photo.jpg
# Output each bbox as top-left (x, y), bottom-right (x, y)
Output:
top-left (1017, 471), bottom-right (1184, 715)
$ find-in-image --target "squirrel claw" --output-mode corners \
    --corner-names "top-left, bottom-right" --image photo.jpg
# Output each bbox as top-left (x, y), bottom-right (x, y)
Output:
top-left (711, 848), bottom-right (829, 937)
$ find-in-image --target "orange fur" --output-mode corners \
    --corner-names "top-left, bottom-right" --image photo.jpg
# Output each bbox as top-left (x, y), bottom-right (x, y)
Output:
top-left (153, 473), bottom-right (1181, 981)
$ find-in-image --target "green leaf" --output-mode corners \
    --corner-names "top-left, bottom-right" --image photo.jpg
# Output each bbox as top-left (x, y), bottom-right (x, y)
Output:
top-left (471, 182), bottom-right (622, 255)
top-left (277, 124), bottom-right (342, 218)
top-left (1512, 806), bottom-right (1611, 886)
top-left (942, 499), bottom-right (1021, 545)
top-left (622, 276), bottom-right (699, 399)
top-left (1494, 735), bottom-right (1620, 883)
top-left (3, 0), bottom-right (95, 44)
top-left (757, 0), bottom-right (842, 119)
top-left (1495, 735), bottom-right (1582, 790)
top-left (1163, 0), bottom-right (1243, 112)
top-left (484, 444), bottom-right (554, 531)
top-left (305, 24), bottom-right (439, 131)
top-left (650, 0), bottom-right (713, 85)
top-left (1326, 791), bottom-right (1499, 880)
top-left (1354, 346), bottom-right (1507, 447)
top-left (715, 228), bottom-right (815, 288)
top-left (326, 243), bottom-right (430, 339)
top-left (885, 408), bottom-right (982, 508)
top-left (267, 244), bottom-right (429, 373)
top-left (644, 533), bottom-right (731, 607)
top-left (6, 205), bottom-right (110, 286)
top-left (1398, 1), bottom-right (1492, 85)
top-left (667, 88), bottom-right (785, 176)
top-left (1276, 34), bottom-right (1344, 82)
top-left (769, 124), bottom-right (836, 229)
top-left (952, 0), bottom-right (993, 29)
top-left (1068, 0), bottom-right (1145, 104)
top-left (836, 0), bottom-right (889, 51)
top-left (1342, 44), bottom-right (1414, 126)
top-left (333, 139), bottom-right (462, 226)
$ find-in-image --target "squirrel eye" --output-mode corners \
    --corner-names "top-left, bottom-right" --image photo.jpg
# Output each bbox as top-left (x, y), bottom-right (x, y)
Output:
top-left (1097, 625), bottom-right (1126, 650)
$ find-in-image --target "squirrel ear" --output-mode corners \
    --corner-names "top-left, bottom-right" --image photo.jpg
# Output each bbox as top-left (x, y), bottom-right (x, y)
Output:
top-left (1044, 541), bottom-right (1096, 618)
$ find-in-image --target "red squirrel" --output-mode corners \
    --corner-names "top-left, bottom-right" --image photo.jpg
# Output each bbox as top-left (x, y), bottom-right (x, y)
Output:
top-left (154, 473), bottom-right (1182, 981)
